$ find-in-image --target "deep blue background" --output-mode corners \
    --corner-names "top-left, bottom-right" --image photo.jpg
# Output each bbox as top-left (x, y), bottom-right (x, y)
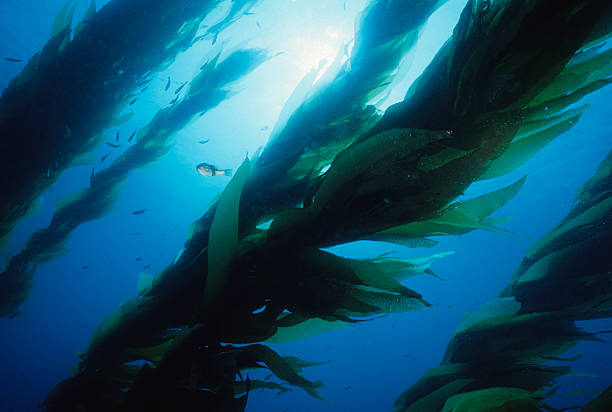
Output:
top-left (1, 1), bottom-right (611, 411)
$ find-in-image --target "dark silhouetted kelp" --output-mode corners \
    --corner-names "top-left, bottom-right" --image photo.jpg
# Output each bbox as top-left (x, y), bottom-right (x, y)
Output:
top-left (392, 148), bottom-right (612, 411)
top-left (581, 384), bottom-right (612, 412)
top-left (0, 49), bottom-right (268, 318)
top-left (36, 0), bottom-right (612, 410)
top-left (207, 0), bottom-right (262, 44)
top-left (0, 0), bottom-right (254, 258)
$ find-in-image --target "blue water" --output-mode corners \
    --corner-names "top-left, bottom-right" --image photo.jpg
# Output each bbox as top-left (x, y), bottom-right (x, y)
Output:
top-left (1, 1), bottom-right (611, 411)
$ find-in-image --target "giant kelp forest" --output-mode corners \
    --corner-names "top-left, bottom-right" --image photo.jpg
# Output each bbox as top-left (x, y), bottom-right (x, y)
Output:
top-left (1, 0), bottom-right (612, 411)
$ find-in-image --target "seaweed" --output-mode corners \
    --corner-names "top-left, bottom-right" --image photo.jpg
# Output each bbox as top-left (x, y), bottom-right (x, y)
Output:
top-left (581, 384), bottom-right (612, 412)
top-left (0, 49), bottom-right (268, 318)
top-left (392, 148), bottom-right (612, 411)
top-left (206, 156), bottom-right (251, 304)
top-left (0, 0), bottom-right (224, 246)
top-left (33, 0), bottom-right (612, 410)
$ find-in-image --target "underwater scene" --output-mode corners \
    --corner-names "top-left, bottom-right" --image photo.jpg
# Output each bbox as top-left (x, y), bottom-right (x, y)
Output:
top-left (1, 0), bottom-right (612, 411)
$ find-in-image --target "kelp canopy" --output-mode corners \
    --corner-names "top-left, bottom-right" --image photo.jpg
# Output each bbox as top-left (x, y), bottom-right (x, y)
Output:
top-left (0, 47), bottom-right (269, 318)
top-left (0, 0), bottom-right (227, 242)
top-left (0, 0), bottom-right (266, 317)
top-left (0, 0), bottom-right (610, 410)
top-left (393, 148), bottom-right (612, 412)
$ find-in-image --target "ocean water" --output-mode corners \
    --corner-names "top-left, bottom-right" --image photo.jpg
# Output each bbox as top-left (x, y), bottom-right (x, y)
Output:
top-left (0, 1), bottom-right (611, 411)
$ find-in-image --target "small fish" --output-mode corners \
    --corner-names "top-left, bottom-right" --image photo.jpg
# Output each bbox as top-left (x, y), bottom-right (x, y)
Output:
top-left (198, 139), bottom-right (209, 144)
top-left (81, 265), bottom-right (89, 269)
top-left (256, 21), bottom-right (261, 30)
top-left (260, 126), bottom-right (269, 131)
top-left (106, 142), bottom-right (120, 148)
top-left (79, 325), bottom-right (86, 328)
top-left (100, 152), bottom-right (111, 163)
top-left (143, 264), bottom-right (151, 269)
top-left (4, 57), bottom-right (23, 62)
top-left (164, 76), bottom-right (171, 91)
top-left (128, 130), bottom-right (136, 142)
top-left (344, 386), bottom-right (352, 390)
top-left (244, 11), bottom-right (255, 15)
top-left (175, 81), bottom-right (188, 95)
top-left (274, 51), bottom-right (285, 57)
top-left (115, 131), bottom-right (120, 141)
top-left (196, 162), bottom-right (232, 177)
top-left (133, 232), bottom-right (140, 236)
top-left (135, 257), bottom-right (143, 261)
top-left (131, 209), bottom-right (147, 215)
top-left (129, 97), bottom-right (138, 105)
top-left (404, 354), bottom-right (411, 358)
top-left (169, 95), bottom-right (179, 105)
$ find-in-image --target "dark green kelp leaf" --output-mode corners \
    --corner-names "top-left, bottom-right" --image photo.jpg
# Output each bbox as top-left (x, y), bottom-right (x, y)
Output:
top-left (206, 157), bottom-right (251, 304)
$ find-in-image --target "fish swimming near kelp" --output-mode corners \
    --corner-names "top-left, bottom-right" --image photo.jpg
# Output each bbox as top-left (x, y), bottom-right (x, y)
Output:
top-left (196, 162), bottom-right (232, 177)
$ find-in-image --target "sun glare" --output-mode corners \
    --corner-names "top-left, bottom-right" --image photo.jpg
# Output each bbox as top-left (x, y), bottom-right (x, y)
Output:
top-left (287, 26), bottom-right (351, 77)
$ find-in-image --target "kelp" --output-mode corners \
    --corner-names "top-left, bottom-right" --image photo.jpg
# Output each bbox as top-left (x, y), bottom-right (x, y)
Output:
top-left (480, 112), bottom-right (585, 180)
top-left (243, 0), bottom-right (451, 218)
top-left (206, 0), bottom-right (263, 44)
top-left (73, 1), bottom-right (97, 38)
top-left (206, 156), bottom-right (251, 304)
top-left (368, 177), bottom-right (526, 245)
top-left (45, 337), bottom-right (323, 411)
top-left (0, 0), bottom-right (229, 248)
top-left (265, 317), bottom-right (351, 344)
top-left (440, 387), bottom-right (552, 412)
top-left (0, 49), bottom-right (267, 318)
top-left (401, 379), bottom-right (475, 412)
top-left (581, 384), bottom-right (612, 412)
top-left (393, 147), bottom-right (612, 411)
top-left (50, 0), bottom-right (79, 39)
top-left (478, 36), bottom-right (612, 180)
top-left (43, 0), bottom-right (612, 410)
